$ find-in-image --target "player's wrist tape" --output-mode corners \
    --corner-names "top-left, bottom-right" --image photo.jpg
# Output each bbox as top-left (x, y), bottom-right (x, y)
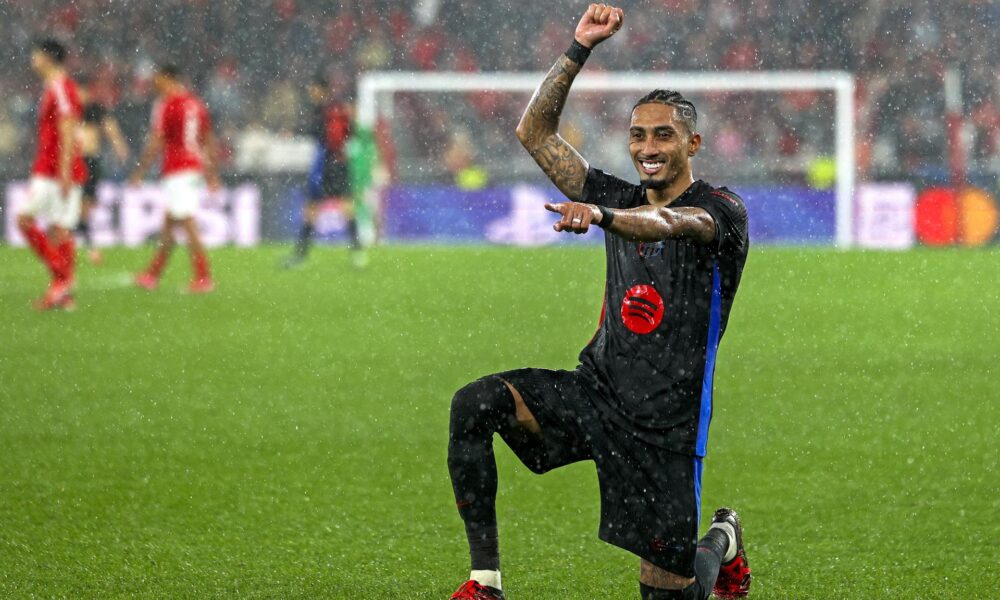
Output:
top-left (565, 40), bottom-right (592, 66)
top-left (597, 205), bottom-right (615, 228)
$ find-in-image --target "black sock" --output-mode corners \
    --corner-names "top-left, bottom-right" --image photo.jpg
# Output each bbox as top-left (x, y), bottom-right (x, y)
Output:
top-left (465, 523), bottom-right (499, 572)
top-left (77, 219), bottom-right (91, 248)
top-left (694, 527), bottom-right (727, 592)
top-left (347, 217), bottom-right (360, 251)
top-left (638, 529), bottom-right (727, 600)
top-left (447, 377), bottom-right (516, 572)
top-left (294, 222), bottom-right (314, 257)
top-left (694, 528), bottom-right (729, 598)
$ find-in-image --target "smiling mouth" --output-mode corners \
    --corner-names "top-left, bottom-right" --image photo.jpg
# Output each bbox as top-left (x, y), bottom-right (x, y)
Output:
top-left (639, 160), bottom-right (665, 175)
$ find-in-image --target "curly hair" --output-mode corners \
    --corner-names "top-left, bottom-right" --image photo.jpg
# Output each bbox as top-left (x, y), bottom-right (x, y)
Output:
top-left (632, 89), bottom-right (698, 135)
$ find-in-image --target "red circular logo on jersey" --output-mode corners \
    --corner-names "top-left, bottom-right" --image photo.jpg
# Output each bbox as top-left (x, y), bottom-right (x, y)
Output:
top-left (621, 285), bottom-right (664, 334)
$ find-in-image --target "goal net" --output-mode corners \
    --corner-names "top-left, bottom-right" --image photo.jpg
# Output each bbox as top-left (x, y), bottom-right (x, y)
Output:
top-left (358, 70), bottom-right (855, 247)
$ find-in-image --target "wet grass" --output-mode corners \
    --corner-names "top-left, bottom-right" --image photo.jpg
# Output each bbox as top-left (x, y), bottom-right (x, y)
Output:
top-left (1, 245), bottom-right (997, 599)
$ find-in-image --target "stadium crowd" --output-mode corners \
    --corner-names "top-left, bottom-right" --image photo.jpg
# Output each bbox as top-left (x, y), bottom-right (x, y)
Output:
top-left (1, 0), bottom-right (998, 185)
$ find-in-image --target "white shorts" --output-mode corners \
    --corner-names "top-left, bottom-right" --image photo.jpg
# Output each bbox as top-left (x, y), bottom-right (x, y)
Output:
top-left (19, 177), bottom-right (83, 230)
top-left (162, 170), bottom-right (206, 219)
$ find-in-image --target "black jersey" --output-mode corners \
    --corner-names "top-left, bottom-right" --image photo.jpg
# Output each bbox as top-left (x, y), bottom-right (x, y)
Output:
top-left (312, 102), bottom-right (351, 161)
top-left (311, 103), bottom-right (326, 141)
top-left (83, 102), bottom-right (105, 125)
top-left (577, 168), bottom-right (749, 457)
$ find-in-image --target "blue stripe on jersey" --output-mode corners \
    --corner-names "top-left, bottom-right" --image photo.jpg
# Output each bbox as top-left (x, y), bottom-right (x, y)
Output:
top-left (306, 144), bottom-right (328, 200)
top-left (693, 456), bottom-right (704, 525)
top-left (695, 263), bottom-right (723, 457)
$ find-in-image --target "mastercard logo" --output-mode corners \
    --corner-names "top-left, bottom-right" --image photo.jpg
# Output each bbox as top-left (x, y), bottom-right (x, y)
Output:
top-left (915, 187), bottom-right (999, 247)
top-left (621, 285), bottom-right (664, 335)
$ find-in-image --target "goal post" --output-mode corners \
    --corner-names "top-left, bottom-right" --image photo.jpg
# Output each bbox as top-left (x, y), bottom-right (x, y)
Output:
top-left (358, 70), bottom-right (856, 247)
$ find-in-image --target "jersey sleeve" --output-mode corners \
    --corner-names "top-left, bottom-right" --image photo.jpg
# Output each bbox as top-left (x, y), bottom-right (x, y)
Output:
top-left (580, 167), bottom-right (642, 208)
top-left (686, 188), bottom-right (749, 253)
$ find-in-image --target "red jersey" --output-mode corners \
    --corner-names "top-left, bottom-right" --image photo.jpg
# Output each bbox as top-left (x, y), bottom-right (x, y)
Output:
top-left (321, 104), bottom-right (352, 161)
top-left (32, 74), bottom-right (87, 183)
top-left (151, 91), bottom-right (212, 176)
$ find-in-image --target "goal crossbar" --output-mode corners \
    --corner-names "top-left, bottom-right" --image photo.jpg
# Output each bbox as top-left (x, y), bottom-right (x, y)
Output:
top-left (358, 70), bottom-right (856, 247)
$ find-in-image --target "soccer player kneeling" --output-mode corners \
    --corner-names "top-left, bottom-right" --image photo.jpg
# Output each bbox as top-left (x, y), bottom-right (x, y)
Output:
top-left (447, 5), bottom-right (752, 599)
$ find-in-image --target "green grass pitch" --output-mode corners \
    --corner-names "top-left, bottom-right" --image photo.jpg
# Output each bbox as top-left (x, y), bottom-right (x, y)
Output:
top-left (1, 244), bottom-right (997, 599)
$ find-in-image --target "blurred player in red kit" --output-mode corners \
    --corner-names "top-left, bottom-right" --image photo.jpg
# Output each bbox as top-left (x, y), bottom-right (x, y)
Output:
top-left (16, 39), bottom-right (88, 311)
top-left (130, 64), bottom-right (219, 293)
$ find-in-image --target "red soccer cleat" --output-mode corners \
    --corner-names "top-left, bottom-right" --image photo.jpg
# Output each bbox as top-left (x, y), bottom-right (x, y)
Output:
top-left (712, 507), bottom-right (752, 599)
top-left (449, 580), bottom-right (506, 600)
top-left (135, 272), bottom-right (159, 290)
top-left (188, 277), bottom-right (215, 294)
top-left (33, 278), bottom-right (74, 311)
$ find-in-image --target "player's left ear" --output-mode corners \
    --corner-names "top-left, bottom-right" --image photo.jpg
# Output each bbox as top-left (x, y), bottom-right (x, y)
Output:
top-left (687, 132), bottom-right (701, 157)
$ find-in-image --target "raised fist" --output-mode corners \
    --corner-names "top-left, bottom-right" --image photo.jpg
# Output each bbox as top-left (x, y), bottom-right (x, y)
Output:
top-left (574, 3), bottom-right (624, 49)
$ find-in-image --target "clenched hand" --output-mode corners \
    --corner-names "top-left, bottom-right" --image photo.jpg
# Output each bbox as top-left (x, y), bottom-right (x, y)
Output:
top-left (574, 4), bottom-right (624, 49)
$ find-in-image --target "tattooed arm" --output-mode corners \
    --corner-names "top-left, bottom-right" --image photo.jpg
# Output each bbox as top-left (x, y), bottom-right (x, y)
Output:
top-left (544, 201), bottom-right (716, 244)
top-left (515, 4), bottom-right (624, 202)
top-left (515, 56), bottom-right (587, 200)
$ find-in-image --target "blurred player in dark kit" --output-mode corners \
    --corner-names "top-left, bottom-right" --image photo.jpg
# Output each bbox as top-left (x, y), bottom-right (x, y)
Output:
top-left (76, 76), bottom-right (130, 265)
top-left (282, 73), bottom-right (365, 269)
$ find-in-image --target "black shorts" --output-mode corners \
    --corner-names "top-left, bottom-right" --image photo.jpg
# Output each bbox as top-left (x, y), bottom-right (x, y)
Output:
top-left (82, 156), bottom-right (101, 199)
top-left (308, 159), bottom-right (349, 202)
top-left (492, 367), bottom-right (702, 577)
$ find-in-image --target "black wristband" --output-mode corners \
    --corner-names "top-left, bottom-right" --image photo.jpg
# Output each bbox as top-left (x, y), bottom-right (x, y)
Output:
top-left (597, 205), bottom-right (615, 229)
top-left (565, 40), bottom-right (592, 66)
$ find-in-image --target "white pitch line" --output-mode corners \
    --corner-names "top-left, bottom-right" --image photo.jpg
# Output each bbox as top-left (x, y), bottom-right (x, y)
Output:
top-left (83, 272), bottom-right (136, 291)
top-left (0, 272), bottom-right (136, 297)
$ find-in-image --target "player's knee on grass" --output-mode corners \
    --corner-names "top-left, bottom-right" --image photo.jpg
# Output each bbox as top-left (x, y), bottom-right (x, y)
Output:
top-left (639, 582), bottom-right (706, 600)
top-left (640, 561), bottom-right (702, 600)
